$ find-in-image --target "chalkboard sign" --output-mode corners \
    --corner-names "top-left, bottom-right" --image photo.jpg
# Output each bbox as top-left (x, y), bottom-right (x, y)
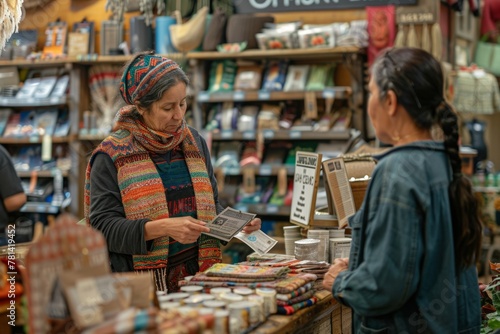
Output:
top-left (290, 151), bottom-right (322, 227)
top-left (233, 0), bottom-right (418, 14)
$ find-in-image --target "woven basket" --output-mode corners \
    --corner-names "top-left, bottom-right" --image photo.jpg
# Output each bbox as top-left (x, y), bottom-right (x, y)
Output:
top-left (343, 154), bottom-right (376, 211)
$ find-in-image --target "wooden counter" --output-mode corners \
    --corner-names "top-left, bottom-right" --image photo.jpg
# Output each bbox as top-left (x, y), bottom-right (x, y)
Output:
top-left (251, 290), bottom-right (351, 334)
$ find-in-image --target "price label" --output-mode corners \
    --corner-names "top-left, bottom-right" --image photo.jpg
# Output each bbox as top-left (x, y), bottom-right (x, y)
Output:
top-left (263, 130), bottom-right (274, 139)
top-left (29, 136), bottom-right (40, 143)
top-left (267, 205), bottom-right (278, 213)
top-left (290, 131), bottom-right (301, 139)
top-left (242, 131), bottom-right (255, 140)
top-left (258, 91), bottom-right (270, 100)
top-left (233, 91), bottom-right (245, 101)
top-left (322, 89), bottom-right (336, 99)
top-left (221, 130), bottom-right (233, 139)
top-left (259, 165), bottom-right (272, 175)
top-left (198, 92), bottom-right (210, 102)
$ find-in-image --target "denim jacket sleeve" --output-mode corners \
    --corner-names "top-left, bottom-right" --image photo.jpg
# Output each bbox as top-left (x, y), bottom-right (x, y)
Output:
top-left (332, 164), bottom-right (424, 318)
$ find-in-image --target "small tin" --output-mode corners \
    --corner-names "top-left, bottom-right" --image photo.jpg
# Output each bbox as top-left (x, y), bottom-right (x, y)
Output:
top-left (158, 301), bottom-right (180, 311)
top-left (256, 288), bottom-right (277, 316)
top-left (214, 309), bottom-right (230, 334)
top-left (210, 287), bottom-right (232, 299)
top-left (233, 287), bottom-right (254, 299)
top-left (203, 300), bottom-right (226, 309)
top-left (180, 285), bottom-right (203, 295)
top-left (228, 302), bottom-right (250, 333)
top-left (163, 292), bottom-right (189, 303)
top-left (220, 292), bottom-right (244, 304)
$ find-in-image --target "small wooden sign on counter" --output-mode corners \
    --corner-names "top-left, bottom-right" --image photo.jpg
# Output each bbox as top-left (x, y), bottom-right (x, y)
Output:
top-left (290, 151), bottom-right (322, 227)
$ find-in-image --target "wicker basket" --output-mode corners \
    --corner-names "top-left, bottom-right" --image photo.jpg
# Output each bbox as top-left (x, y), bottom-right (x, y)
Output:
top-left (343, 155), bottom-right (376, 211)
top-left (23, 0), bottom-right (53, 9)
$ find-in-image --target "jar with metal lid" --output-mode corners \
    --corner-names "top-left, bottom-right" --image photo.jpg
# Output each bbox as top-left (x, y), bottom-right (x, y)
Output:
top-left (256, 288), bottom-right (277, 317)
top-left (214, 309), bottom-right (230, 334)
top-left (180, 285), bottom-right (204, 295)
top-left (163, 292), bottom-right (189, 303)
top-left (210, 287), bottom-right (232, 299)
top-left (227, 302), bottom-right (250, 334)
top-left (247, 294), bottom-right (265, 322)
top-left (220, 292), bottom-right (244, 304)
top-left (203, 300), bottom-right (226, 309)
top-left (233, 287), bottom-right (254, 299)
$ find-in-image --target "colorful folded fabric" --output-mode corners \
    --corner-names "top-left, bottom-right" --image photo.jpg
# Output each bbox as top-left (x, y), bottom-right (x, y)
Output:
top-left (276, 282), bottom-right (314, 301)
top-left (190, 273), bottom-right (276, 283)
top-left (180, 273), bottom-right (317, 294)
top-left (277, 296), bottom-right (318, 315)
top-left (277, 289), bottom-right (315, 306)
top-left (204, 263), bottom-right (289, 279)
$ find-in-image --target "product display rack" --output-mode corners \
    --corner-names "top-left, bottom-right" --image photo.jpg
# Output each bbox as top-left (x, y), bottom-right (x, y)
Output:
top-left (0, 46), bottom-right (367, 219)
top-left (190, 47), bottom-right (367, 220)
top-left (0, 58), bottom-right (79, 219)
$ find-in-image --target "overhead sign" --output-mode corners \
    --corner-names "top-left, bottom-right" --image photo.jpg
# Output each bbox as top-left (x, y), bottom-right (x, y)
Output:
top-left (233, 0), bottom-right (418, 14)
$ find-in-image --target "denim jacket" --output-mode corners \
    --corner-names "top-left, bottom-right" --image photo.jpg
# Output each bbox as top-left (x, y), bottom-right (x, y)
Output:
top-left (332, 141), bottom-right (480, 334)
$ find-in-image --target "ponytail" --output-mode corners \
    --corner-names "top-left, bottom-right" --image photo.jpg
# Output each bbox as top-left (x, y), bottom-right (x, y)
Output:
top-left (437, 102), bottom-right (482, 269)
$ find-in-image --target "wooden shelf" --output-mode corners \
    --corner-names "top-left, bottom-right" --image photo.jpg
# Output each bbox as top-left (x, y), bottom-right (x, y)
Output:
top-left (198, 88), bottom-right (351, 103)
top-left (218, 165), bottom-right (295, 176)
top-left (211, 129), bottom-right (350, 141)
top-left (0, 136), bottom-right (72, 144)
top-left (20, 202), bottom-right (60, 214)
top-left (0, 59), bottom-right (70, 68)
top-left (187, 46), bottom-right (362, 60)
top-left (0, 96), bottom-right (68, 108)
top-left (17, 169), bottom-right (69, 178)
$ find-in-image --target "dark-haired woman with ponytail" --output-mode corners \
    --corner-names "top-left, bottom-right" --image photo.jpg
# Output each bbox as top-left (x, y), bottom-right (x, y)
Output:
top-left (323, 47), bottom-right (481, 333)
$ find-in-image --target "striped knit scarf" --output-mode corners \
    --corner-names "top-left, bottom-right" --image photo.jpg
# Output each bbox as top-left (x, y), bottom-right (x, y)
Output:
top-left (84, 106), bottom-right (221, 288)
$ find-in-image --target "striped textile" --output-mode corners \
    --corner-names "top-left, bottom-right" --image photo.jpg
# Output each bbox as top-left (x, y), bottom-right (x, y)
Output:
top-left (119, 54), bottom-right (180, 105)
top-left (84, 107), bottom-right (221, 285)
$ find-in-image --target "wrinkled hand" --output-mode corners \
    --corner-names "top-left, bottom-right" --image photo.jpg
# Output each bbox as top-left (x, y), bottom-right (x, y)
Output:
top-left (242, 218), bottom-right (262, 234)
top-left (322, 258), bottom-right (349, 292)
top-left (164, 217), bottom-right (210, 244)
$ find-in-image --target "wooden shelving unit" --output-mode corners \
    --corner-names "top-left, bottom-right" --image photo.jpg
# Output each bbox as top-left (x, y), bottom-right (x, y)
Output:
top-left (16, 169), bottom-right (69, 178)
top-left (0, 136), bottom-right (72, 144)
top-left (198, 87), bottom-right (351, 103)
top-left (187, 46), bottom-right (362, 60)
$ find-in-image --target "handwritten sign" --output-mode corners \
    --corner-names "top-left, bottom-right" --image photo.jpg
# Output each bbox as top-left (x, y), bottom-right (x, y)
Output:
top-left (234, 0), bottom-right (417, 14)
top-left (290, 151), bottom-right (322, 227)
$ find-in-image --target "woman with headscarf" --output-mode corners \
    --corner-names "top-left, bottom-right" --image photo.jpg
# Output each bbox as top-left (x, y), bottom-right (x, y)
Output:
top-left (84, 53), bottom-right (261, 292)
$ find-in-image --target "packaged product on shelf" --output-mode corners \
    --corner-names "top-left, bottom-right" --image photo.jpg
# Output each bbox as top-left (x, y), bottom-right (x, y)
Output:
top-left (208, 60), bottom-right (237, 93)
top-left (283, 65), bottom-right (310, 91)
top-left (298, 26), bottom-right (336, 49)
top-left (306, 65), bottom-right (332, 91)
top-left (0, 109), bottom-right (12, 136)
top-left (256, 31), bottom-right (295, 50)
top-left (34, 109), bottom-right (58, 136)
top-left (261, 61), bottom-right (288, 91)
top-left (235, 65), bottom-right (263, 91)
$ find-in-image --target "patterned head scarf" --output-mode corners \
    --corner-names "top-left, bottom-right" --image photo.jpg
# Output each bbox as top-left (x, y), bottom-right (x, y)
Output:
top-left (119, 53), bottom-right (180, 105)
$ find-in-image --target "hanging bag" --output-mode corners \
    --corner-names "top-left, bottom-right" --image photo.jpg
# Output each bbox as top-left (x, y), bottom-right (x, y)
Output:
top-left (169, 0), bottom-right (208, 53)
top-left (474, 35), bottom-right (500, 75)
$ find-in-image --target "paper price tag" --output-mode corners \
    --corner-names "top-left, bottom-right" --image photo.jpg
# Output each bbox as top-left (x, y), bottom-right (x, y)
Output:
top-left (259, 165), bottom-right (272, 176)
top-left (258, 91), bottom-right (270, 100)
top-left (290, 130), bottom-right (301, 139)
top-left (242, 131), bottom-right (255, 140)
top-left (221, 130), bottom-right (233, 139)
top-left (198, 92), bottom-right (210, 102)
top-left (263, 130), bottom-right (274, 139)
top-left (322, 89), bottom-right (336, 99)
top-left (233, 91), bottom-right (245, 101)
